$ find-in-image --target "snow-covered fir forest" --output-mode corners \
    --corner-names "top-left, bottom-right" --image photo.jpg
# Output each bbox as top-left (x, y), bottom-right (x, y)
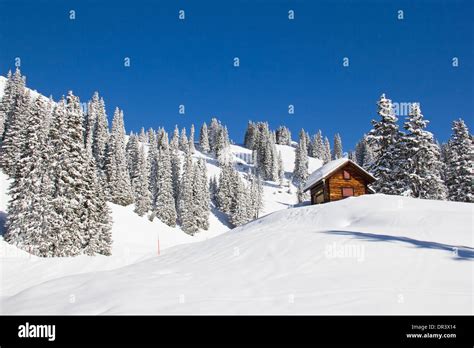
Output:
top-left (0, 68), bottom-right (472, 259)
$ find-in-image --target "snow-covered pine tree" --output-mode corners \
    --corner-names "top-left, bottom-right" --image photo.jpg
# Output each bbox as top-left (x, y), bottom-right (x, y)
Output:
top-left (0, 70), bottom-right (13, 141)
top-left (126, 132), bottom-right (140, 182)
top-left (263, 135), bottom-right (275, 179)
top-left (179, 150), bottom-right (198, 234)
top-left (188, 124), bottom-right (196, 154)
top-left (125, 132), bottom-right (142, 208)
top-left (199, 122), bottom-right (210, 153)
top-left (82, 149), bottom-right (113, 256)
top-left (439, 142), bottom-right (449, 182)
top-left (76, 97), bottom-right (113, 256)
top-left (323, 137), bottom-right (331, 164)
top-left (208, 117), bottom-right (220, 152)
top-left (251, 122), bottom-right (279, 180)
top-left (105, 107), bottom-right (134, 205)
top-left (285, 126), bottom-right (292, 145)
top-left (48, 92), bottom-right (112, 256)
top-left (92, 96), bottom-right (109, 175)
top-left (83, 111), bottom-right (109, 249)
top-left (399, 103), bottom-right (447, 199)
top-left (138, 127), bottom-right (147, 142)
top-left (66, 92), bottom-right (112, 255)
top-left (209, 175), bottom-right (218, 204)
top-left (277, 150), bottom-right (284, 186)
top-left (156, 127), bottom-right (166, 148)
top-left (43, 96), bottom-right (54, 131)
top-left (170, 125), bottom-right (179, 151)
top-left (308, 134), bottom-right (316, 158)
top-left (244, 121), bottom-right (257, 149)
top-left (248, 171), bottom-right (263, 219)
top-left (0, 68), bottom-right (25, 144)
top-left (169, 140), bottom-right (181, 209)
top-left (304, 132), bottom-right (311, 155)
top-left (332, 133), bottom-right (343, 159)
top-left (216, 126), bottom-right (231, 166)
top-left (193, 158), bottom-right (210, 230)
top-left (179, 127), bottom-right (188, 152)
top-left (275, 126), bottom-right (292, 145)
top-left (147, 127), bottom-right (155, 144)
top-left (444, 119), bottom-right (473, 202)
top-left (312, 130), bottom-right (324, 160)
top-left (4, 94), bottom-right (53, 256)
top-left (297, 183), bottom-right (308, 203)
top-left (133, 144), bottom-right (151, 216)
top-left (223, 125), bottom-right (231, 146)
top-left (363, 141), bottom-right (375, 170)
top-left (148, 129), bottom-right (159, 208)
top-left (270, 141), bottom-right (279, 181)
top-left (84, 92), bottom-right (100, 153)
top-left (153, 132), bottom-right (177, 227)
top-left (255, 123), bottom-right (267, 177)
top-left (229, 170), bottom-right (249, 227)
top-left (44, 99), bottom-right (80, 256)
top-left (216, 164), bottom-right (234, 214)
top-left (355, 135), bottom-right (373, 169)
top-left (0, 87), bottom-right (30, 176)
top-left (293, 129), bottom-right (309, 184)
top-left (41, 99), bottom-right (75, 256)
top-left (215, 126), bottom-right (226, 163)
top-left (366, 93), bottom-right (403, 194)
top-left (348, 151), bottom-right (356, 162)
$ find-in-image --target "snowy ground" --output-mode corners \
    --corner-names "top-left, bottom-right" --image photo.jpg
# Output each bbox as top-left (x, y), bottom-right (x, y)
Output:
top-left (0, 75), bottom-right (472, 314)
top-left (1, 193), bottom-right (472, 314)
top-left (0, 142), bottom-right (321, 305)
top-left (1, 73), bottom-right (326, 312)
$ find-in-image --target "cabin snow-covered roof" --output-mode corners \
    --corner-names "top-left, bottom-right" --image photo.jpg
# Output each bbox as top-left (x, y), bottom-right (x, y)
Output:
top-left (303, 158), bottom-right (375, 192)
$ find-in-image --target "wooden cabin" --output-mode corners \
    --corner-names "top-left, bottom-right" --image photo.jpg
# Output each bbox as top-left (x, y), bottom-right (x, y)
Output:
top-left (303, 158), bottom-right (376, 204)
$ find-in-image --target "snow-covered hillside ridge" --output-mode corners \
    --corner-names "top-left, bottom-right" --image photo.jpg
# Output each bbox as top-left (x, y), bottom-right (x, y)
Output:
top-left (0, 75), bottom-right (47, 102)
top-left (0, 144), bottom-right (321, 295)
top-left (1, 194), bottom-right (472, 314)
top-left (0, 141), bottom-right (319, 252)
top-left (0, 72), bottom-right (322, 257)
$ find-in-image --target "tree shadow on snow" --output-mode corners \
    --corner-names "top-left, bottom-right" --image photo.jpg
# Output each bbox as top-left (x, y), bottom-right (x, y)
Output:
top-left (276, 201), bottom-right (293, 207)
top-left (324, 230), bottom-right (474, 261)
top-left (262, 181), bottom-right (281, 189)
top-left (0, 211), bottom-right (6, 236)
top-left (210, 204), bottom-right (233, 229)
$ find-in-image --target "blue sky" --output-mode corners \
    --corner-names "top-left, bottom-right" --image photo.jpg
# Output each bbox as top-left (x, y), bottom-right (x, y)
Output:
top-left (0, 0), bottom-right (472, 149)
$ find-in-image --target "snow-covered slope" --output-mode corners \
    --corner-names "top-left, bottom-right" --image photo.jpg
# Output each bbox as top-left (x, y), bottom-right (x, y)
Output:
top-left (0, 75), bottom-right (48, 102)
top-left (0, 76), bottom-right (325, 302)
top-left (1, 194), bottom-right (472, 314)
top-left (2, 75), bottom-right (471, 315)
top-left (225, 143), bottom-right (322, 215)
top-left (0, 142), bottom-right (320, 298)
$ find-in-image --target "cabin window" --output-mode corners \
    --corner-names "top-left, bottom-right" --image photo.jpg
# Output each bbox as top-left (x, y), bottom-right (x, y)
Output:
top-left (341, 187), bottom-right (354, 197)
top-left (343, 170), bottom-right (351, 180)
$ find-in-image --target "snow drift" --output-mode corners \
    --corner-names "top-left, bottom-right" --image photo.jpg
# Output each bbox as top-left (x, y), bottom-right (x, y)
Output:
top-left (1, 194), bottom-right (472, 314)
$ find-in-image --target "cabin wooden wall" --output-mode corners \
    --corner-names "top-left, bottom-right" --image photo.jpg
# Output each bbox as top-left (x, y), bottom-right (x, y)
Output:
top-left (327, 164), bottom-right (368, 202)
